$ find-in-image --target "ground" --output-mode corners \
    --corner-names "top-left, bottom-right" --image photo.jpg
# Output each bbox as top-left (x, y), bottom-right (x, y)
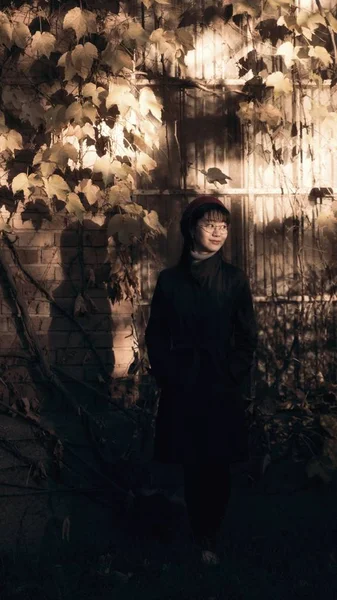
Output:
top-left (1, 452), bottom-right (337, 600)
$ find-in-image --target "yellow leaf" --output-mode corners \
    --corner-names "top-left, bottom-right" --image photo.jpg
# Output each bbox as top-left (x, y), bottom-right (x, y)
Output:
top-left (40, 161), bottom-right (56, 177)
top-left (6, 129), bottom-right (23, 152)
top-left (143, 209), bottom-right (166, 236)
top-left (66, 192), bottom-right (86, 221)
top-left (258, 103), bottom-right (282, 128)
top-left (12, 173), bottom-right (32, 199)
top-left (74, 294), bottom-right (87, 317)
top-left (327, 11), bottom-right (337, 34)
top-left (139, 87), bottom-right (163, 122)
top-left (138, 118), bottom-right (160, 148)
top-left (82, 82), bottom-right (105, 107)
top-left (28, 173), bottom-right (44, 187)
top-left (107, 213), bottom-right (142, 245)
top-left (0, 215), bottom-right (11, 233)
top-left (0, 110), bottom-right (6, 134)
top-left (21, 101), bottom-right (45, 128)
top-left (108, 183), bottom-right (131, 206)
top-left (33, 145), bottom-right (47, 166)
top-left (265, 71), bottom-right (293, 96)
top-left (65, 102), bottom-right (82, 124)
top-left (94, 155), bottom-right (134, 187)
top-left (123, 22), bottom-right (149, 47)
top-left (142, 0), bottom-right (154, 7)
top-left (301, 27), bottom-right (313, 41)
top-left (75, 178), bottom-right (100, 205)
top-left (82, 102), bottom-right (97, 124)
top-left (62, 142), bottom-right (78, 163)
top-left (232, 0), bottom-right (260, 17)
top-left (45, 105), bottom-right (67, 133)
top-left (93, 153), bottom-right (115, 186)
top-left (63, 7), bottom-right (97, 42)
top-left (303, 12), bottom-right (326, 31)
top-left (65, 101), bottom-right (97, 125)
top-left (237, 101), bottom-right (255, 122)
top-left (2, 86), bottom-right (22, 111)
top-left (12, 22), bottom-right (31, 49)
top-left (175, 28), bottom-right (195, 52)
top-left (110, 160), bottom-right (135, 181)
top-left (296, 9), bottom-right (326, 32)
top-left (277, 15), bottom-right (300, 34)
top-left (101, 44), bottom-right (133, 74)
top-left (42, 142), bottom-right (78, 172)
top-left (149, 28), bottom-right (176, 55)
top-left (276, 41), bottom-right (297, 68)
top-left (105, 81), bottom-right (137, 114)
top-left (308, 45), bottom-right (332, 67)
top-left (71, 42), bottom-right (98, 79)
top-left (131, 131), bottom-right (149, 153)
top-left (123, 202), bottom-right (144, 215)
top-left (57, 51), bottom-right (77, 81)
top-left (0, 135), bottom-right (7, 152)
top-left (31, 32), bottom-right (56, 59)
top-left (43, 174), bottom-right (71, 201)
top-left (113, 93), bottom-right (138, 118)
top-left (296, 10), bottom-right (309, 27)
top-left (0, 13), bottom-right (12, 48)
top-left (135, 151), bottom-right (157, 175)
top-left (65, 122), bottom-right (96, 140)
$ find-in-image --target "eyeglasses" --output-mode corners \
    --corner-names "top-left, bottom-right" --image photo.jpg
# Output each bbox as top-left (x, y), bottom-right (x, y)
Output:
top-left (198, 222), bottom-right (228, 234)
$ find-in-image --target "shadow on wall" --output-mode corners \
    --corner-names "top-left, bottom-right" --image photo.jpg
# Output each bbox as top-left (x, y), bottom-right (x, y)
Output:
top-left (45, 219), bottom-right (114, 415)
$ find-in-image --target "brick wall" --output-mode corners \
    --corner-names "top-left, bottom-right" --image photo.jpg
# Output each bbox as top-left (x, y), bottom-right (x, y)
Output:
top-left (0, 209), bottom-right (136, 394)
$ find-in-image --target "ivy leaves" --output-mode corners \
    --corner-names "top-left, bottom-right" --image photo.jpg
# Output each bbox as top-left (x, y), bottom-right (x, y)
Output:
top-left (107, 206), bottom-right (166, 246)
top-left (0, 0), bottom-right (167, 234)
top-left (0, 13), bottom-right (12, 48)
top-left (58, 43), bottom-right (98, 80)
top-left (0, 111), bottom-right (22, 153)
top-left (101, 44), bottom-right (133, 74)
top-left (12, 22), bottom-right (31, 49)
top-left (31, 32), bottom-right (56, 59)
top-left (63, 8), bottom-right (97, 42)
top-left (1, 0), bottom-right (336, 227)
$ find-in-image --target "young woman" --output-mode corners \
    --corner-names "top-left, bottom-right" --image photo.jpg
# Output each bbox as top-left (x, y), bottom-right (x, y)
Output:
top-left (145, 195), bottom-right (257, 565)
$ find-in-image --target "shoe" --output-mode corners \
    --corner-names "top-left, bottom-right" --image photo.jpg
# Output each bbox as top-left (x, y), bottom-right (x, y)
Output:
top-left (196, 534), bottom-right (221, 566)
top-left (201, 549), bottom-right (220, 566)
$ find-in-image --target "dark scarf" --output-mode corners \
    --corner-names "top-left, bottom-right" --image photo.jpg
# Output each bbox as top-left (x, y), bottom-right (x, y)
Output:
top-left (184, 249), bottom-right (226, 304)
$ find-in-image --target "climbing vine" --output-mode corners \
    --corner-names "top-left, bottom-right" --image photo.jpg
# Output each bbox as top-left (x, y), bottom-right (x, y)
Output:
top-left (0, 0), bottom-right (337, 485)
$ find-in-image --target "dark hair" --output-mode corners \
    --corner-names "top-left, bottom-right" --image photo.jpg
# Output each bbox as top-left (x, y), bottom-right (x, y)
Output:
top-left (179, 201), bottom-right (231, 265)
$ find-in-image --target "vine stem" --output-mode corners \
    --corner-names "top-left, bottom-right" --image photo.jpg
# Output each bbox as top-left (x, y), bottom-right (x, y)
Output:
top-left (315, 0), bottom-right (337, 64)
top-left (0, 487), bottom-right (107, 498)
top-left (0, 398), bottom-right (135, 500)
top-left (4, 233), bottom-right (112, 382)
top-left (0, 237), bottom-right (105, 424)
top-left (0, 351), bottom-right (142, 423)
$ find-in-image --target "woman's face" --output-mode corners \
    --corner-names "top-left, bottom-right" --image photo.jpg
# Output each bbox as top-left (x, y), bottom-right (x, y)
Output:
top-left (192, 210), bottom-right (228, 253)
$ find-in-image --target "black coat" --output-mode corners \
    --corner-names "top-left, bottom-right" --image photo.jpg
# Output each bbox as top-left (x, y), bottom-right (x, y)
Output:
top-left (145, 256), bottom-right (257, 465)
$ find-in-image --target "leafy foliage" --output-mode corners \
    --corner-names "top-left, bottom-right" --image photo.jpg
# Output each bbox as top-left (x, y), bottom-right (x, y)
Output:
top-left (0, 0), bottom-right (172, 266)
top-left (0, 0), bottom-right (337, 483)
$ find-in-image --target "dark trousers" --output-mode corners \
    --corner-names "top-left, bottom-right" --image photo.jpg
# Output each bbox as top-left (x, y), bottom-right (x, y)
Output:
top-left (183, 462), bottom-right (231, 546)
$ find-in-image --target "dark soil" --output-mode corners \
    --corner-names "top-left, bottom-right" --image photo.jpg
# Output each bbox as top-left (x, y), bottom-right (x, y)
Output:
top-left (1, 457), bottom-right (337, 600)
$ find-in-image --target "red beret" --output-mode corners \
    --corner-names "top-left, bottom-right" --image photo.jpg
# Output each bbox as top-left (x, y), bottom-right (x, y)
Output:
top-left (180, 195), bottom-right (226, 238)
top-left (181, 195), bottom-right (224, 220)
